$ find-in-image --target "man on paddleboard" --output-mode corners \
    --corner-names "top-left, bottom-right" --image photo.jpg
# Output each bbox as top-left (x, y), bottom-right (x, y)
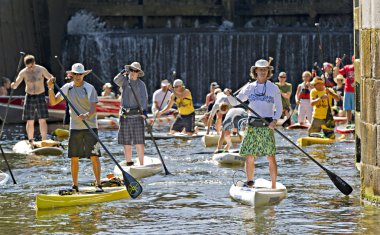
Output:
top-left (156, 79), bottom-right (199, 136)
top-left (11, 55), bottom-right (54, 144)
top-left (47, 63), bottom-right (103, 193)
top-left (114, 61), bottom-right (148, 166)
top-left (227, 59), bottom-right (282, 189)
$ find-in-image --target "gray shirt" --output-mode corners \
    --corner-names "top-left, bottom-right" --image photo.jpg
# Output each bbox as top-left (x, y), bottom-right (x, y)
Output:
top-left (114, 74), bottom-right (148, 111)
top-left (60, 82), bottom-right (98, 129)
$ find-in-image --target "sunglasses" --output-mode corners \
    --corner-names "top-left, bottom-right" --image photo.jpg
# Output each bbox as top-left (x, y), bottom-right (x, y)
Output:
top-left (72, 73), bottom-right (83, 75)
top-left (279, 76), bottom-right (286, 78)
top-left (130, 69), bottom-right (139, 73)
top-left (174, 86), bottom-right (181, 88)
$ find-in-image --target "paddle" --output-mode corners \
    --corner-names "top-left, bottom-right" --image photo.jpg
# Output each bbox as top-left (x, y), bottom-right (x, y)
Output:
top-left (126, 79), bottom-right (171, 175)
top-left (0, 144), bottom-right (17, 184)
top-left (53, 82), bottom-right (142, 198)
top-left (150, 70), bottom-right (176, 127)
top-left (230, 93), bottom-right (353, 196)
top-left (0, 52), bottom-right (25, 138)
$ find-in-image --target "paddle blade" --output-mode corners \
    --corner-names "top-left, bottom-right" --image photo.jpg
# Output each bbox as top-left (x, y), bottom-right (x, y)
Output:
top-left (326, 170), bottom-right (353, 195)
top-left (122, 171), bottom-right (143, 199)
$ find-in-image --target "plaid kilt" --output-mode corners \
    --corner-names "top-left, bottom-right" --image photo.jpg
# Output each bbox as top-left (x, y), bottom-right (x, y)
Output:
top-left (118, 115), bottom-right (145, 145)
top-left (23, 93), bottom-right (49, 120)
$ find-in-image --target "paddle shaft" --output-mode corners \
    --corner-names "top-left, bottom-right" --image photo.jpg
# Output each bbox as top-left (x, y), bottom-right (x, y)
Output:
top-left (315, 23), bottom-right (325, 70)
top-left (0, 52), bottom-right (25, 138)
top-left (53, 82), bottom-right (142, 198)
top-left (232, 94), bottom-right (352, 195)
top-left (0, 144), bottom-right (16, 184)
top-left (127, 79), bottom-right (171, 175)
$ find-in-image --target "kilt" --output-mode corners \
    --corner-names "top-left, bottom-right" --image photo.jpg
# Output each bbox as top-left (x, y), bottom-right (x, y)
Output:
top-left (23, 93), bottom-right (49, 120)
top-left (239, 126), bottom-right (276, 157)
top-left (118, 115), bottom-right (145, 145)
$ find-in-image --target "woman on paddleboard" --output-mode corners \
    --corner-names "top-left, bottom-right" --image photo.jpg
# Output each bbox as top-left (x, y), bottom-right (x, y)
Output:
top-left (227, 59), bottom-right (282, 189)
top-left (47, 63), bottom-right (103, 193)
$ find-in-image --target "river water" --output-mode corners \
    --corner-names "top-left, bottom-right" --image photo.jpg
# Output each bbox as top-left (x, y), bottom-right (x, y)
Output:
top-left (0, 123), bottom-right (379, 234)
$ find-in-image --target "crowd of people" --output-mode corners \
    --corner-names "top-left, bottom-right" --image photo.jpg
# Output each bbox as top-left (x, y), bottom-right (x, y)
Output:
top-left (2, 53), bottom-right (355, 192)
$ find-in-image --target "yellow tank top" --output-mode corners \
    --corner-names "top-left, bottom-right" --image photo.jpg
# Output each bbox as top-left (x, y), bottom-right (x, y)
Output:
top-left (171, 93), bottom-right (195, 115)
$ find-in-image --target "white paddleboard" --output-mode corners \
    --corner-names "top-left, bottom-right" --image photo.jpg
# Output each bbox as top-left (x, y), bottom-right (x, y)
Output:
top-left (229, 178), bottom-right (287, 207)
top-left (212, 151), bottom-right (245, 165)
top-left (114, 156), bottom-right (163, 179)
top-left (12, 140), bottom-right (63, 156)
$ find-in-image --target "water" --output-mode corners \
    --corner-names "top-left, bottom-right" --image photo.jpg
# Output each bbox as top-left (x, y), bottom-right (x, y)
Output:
top-left (0, 123), bottom-right (379, 234)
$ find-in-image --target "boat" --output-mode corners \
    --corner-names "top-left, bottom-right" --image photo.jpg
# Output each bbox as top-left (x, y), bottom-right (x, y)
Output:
top-left (12, 140), bottom-right (63, 155)
top-left (202, 133), bottom-right (242, 147)
top-left (212, 151), bottom-right (245, 165)
top-left (0, 170), bottom-right (10, 186)
top-left (336, 124), bottom-right (355, 134)
top-left (286, 123), bottom-right (310, 130)
top-left (0, 96), bottom-right (120, 124)
top-left (113, 156), bottom-right (163, 179)
top-left (297, 136), bottom-right (336, 147)
top-left (36, 186), bottom-right (130, 210)
top-left (229, 178), bottom-right (287, 207)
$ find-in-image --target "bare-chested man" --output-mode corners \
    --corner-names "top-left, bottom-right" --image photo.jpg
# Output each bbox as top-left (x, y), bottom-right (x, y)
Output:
top-left (11, 55), bottom-right (54, 143)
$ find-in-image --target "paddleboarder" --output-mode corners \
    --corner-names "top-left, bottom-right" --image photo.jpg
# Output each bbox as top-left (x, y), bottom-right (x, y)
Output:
top-left (227, 59), bottom-right (283, 189)
top-left (10, 55), bottom-right (54, 143)
top-left (114, 61), bottom-right (148, 166)
top-left (47, 63), bottom-right (103, 193)
top-left (295, 71), bottom-right (313, 125)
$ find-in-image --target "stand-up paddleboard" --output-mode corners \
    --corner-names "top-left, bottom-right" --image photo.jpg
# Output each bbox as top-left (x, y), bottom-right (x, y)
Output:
top-left (114, 156), bottom-right (163, 179)
top-left (52, 128), bottom-right (69, 138)
top-left (202, 133), bottom-right (242, 147)
top-left (0, 171), bottom-right (10, 186)
top-left (145, 131), bottom-right (205, 140)
top-left (336, 124), bottom-right (355, 134)
top-left (297, 136), bottom-right (336, 147)
top-left (13, 140), bottom-right (63, 155)
top-left (36, 186), bottom-right (130, 210)
top-left (213, 151), bottom-right (245, 165)
top-left (286, 123), bottom-right (310, 130)
top-left (229, 178), bottom-right (287, 207)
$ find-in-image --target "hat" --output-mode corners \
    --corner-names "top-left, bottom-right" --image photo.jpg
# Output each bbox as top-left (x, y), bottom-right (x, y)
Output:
top-left (334, 74), bottom-right (345, 84)
top-left (124, 62), bottom-right (144, 77)
top-left (161, 80), bottom-right (169, 86)
top-left (210, 82), bottom-right (219, 88)
top-left (252, 59), bottom-right (274, 70)
top-left (66, 63), bottom-right (92, 76)
top-left (311, 77), bottom-right (324, 86)
top-left (173, 79), bottom-right (183, 87)
top-left (278, 72), bottom-right (287, 77)
top-left (103, 82), bottom-right (112, 88)
top-left (323, 62), bottom-right (333, 69)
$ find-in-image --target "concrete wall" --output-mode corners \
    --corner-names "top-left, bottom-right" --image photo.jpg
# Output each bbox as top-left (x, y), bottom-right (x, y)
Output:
top-left (356, 0), bottom-right (380, 204)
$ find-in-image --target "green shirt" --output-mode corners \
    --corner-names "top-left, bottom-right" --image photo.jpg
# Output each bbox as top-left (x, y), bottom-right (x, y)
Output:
top-left (275, 82), bottom-right (292, 110)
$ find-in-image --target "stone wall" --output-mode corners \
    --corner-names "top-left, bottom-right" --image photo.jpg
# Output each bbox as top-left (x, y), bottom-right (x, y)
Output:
top-left (356, 0), bottom-right (380, 204)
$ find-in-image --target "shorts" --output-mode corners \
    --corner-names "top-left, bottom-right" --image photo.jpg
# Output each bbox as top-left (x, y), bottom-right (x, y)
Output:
top-left (308, 118), bottom-right (326, 135)
top-left (343, 92), bottom-right (354, 111)
top-left (68, 129), bottom-right (101, 158)
top-left (118, 116), bottom-right (145, 145)
top-left (239, 126), bottom-right (276, 157)
top-left (23, 93), bottom-right (49, 120)
top-left (171, 112), bottom-right (195, 133)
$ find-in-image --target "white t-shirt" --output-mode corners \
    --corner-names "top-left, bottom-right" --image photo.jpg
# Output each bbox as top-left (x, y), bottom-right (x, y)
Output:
top-left (227, 80), bottom-right (282, 120)
top-left (210, 93), bottom-right (231, 117)
top-left (152, 89), bottom-right (172, 113)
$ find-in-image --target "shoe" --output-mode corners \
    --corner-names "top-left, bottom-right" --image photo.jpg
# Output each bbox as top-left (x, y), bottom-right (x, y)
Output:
top-left (95, 185), bottom-right (104, 193)
top-left (72, 185), bottom-right (79, 193)
top-left (126, 161), bottom-right (134, 166)
top-left (243, 180), bottom-right (254, 188)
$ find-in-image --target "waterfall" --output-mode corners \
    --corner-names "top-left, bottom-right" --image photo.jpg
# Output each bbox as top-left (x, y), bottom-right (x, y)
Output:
top-left (62, 30), bottom-right (352, 106)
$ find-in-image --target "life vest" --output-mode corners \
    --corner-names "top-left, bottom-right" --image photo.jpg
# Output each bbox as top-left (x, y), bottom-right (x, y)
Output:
top-left (173, 93), bottom-right (195, 115)
top-left (299, 83), bottom-right (310, 99)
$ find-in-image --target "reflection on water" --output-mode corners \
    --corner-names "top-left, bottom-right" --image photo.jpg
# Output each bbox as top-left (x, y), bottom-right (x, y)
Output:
top-left (0, 123), bottom-right (380, 234)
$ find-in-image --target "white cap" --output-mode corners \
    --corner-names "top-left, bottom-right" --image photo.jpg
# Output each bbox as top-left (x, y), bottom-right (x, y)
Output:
top-left (173, 79), bottom-right (183, 87)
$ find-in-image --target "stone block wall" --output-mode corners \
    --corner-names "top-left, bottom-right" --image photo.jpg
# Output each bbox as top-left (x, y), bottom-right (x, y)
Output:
top-left (357, 0), bottom-right (380, 204)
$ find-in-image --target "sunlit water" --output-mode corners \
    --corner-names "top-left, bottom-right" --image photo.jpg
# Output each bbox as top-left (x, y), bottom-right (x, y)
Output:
top-left (0, 123), bottom-right (379, 234)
